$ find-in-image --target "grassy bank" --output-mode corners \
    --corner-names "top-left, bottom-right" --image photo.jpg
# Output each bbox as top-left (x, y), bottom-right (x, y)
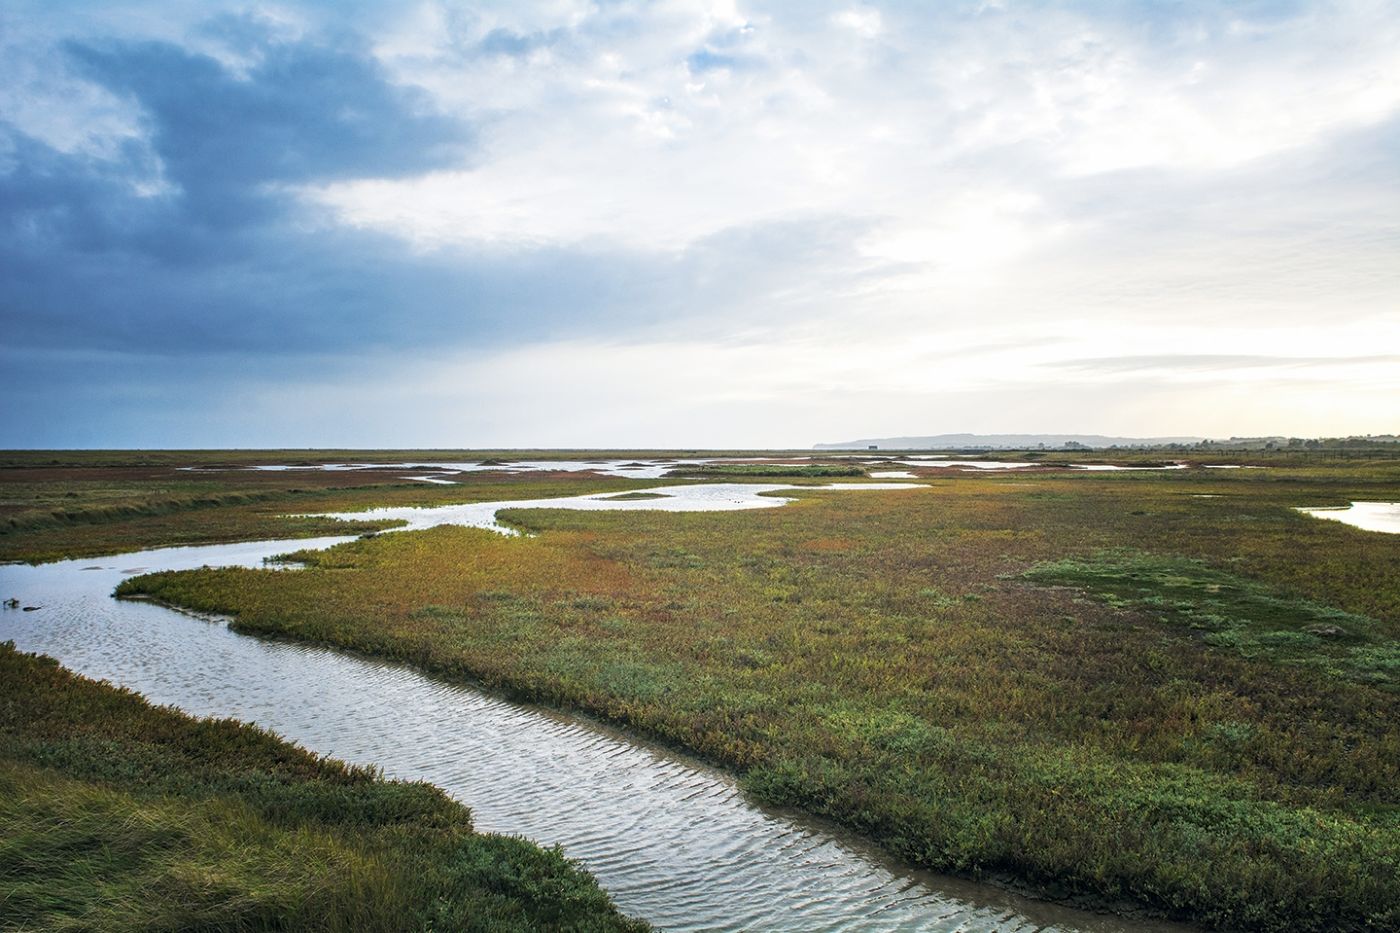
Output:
top-left (0, 642), bottom-right (646, 931)
top-left (1024, 550), bottom-right (1399, 688)
top-left (118, 463), bottom-right (1400, 931)
top-left (0, 469), bottom-right (672, 562)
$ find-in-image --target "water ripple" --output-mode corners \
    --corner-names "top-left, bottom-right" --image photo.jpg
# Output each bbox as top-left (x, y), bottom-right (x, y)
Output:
top-left (1, 529), bottom-right (1190, 933)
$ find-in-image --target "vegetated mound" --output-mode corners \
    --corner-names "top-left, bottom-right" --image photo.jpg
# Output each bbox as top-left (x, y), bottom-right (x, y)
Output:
top-left (1024, 550), bottom-right (1398, 689)
top-left (0, 642), bottom-right (647, 932)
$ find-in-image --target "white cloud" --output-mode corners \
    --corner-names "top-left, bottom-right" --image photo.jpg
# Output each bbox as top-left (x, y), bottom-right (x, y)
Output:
top-left (832, 7), bottom-right (881, 39)
top-left (305, 1), bottom-right (1400, 284)
top-left (5, 0), bottom-right (1399, 443)
top-left (215, 313), bottom-right (1399, 447)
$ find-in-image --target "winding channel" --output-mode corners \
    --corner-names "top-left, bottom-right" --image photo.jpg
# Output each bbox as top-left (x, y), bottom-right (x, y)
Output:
top-left (2, 482), bottom-right (1188, 932)
top-left (1297, 501), bottom-right (1400, 534)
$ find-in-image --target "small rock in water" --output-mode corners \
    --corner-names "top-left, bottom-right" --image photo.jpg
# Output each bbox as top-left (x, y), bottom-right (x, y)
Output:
top-left (1303, 623), bottom-right (1346, 638)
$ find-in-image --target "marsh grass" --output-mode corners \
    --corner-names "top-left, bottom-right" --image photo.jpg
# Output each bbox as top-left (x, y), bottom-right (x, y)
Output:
top-left (27, 455), bottom-right (1400, 930)
top-left (0, 473), bottom-right (672, 562)
top-left (666, 464), bottom-right (867, 478)
top-left (118, 468), bottom-right (1400, 931)
top-left (1025, 551), bottom-right (1400, 688)
top-left (0, 643), bottom-right (646, 932)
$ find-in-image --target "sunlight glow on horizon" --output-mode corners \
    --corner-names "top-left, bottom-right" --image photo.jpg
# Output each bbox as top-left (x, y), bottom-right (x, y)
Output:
top-left (1, 1), bottom-right (1397, 447)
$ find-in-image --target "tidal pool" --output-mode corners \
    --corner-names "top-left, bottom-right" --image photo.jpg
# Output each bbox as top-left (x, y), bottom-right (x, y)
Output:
top-left (896, 460), bottom-right (1038, 470)
top-left (891, 461), bottom-right (1189, 472)
top-left (1, 483), bottom-right (1189, 932)
top-left (189, 458), bottom-right (732, 480)
top-left (400, 473), bottom-right (459, 484)
top-left (1068, 463), bottom-right (1188, 472)
top-left (186, 456), bottom-right (1201, 481)
top-left (313, 481), bottom-right (921, 535)
top-left (1297, 502), bottom-right (1400, 534)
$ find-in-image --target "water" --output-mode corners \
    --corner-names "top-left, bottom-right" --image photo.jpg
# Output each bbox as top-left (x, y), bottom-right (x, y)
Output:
top-left (1297, 502), bottom-right (1400, 534)
top-left (401, 473), bottom-right (460, 484)
top-left (184, 456), bottom-right (1200, 481)
top-left (895, 461), bottom-right (1037, 470)
top-left (0, 486), bottom-right (1189, 932)
top-left (890, 462), bottom-right (1188, 472)
top-left (188, 457), bottom-right (733, 480)
top-left (1067, 464), bottom-right (1188, 472)
top-left (314, 481), bottom-right (920, 535)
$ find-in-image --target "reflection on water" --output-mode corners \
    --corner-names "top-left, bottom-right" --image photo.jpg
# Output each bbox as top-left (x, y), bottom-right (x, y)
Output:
top-left (315, 481), bottom-right (922, 535)
top-left (1068, 463), bottom-right (1188, 472)
top-left (896, 460), bottom-right (1037, 470)
top-left (189, 457), bottom-right (732, 480)
top-left (400, 473), bottom-right (460, 485)
top-left (0, 485), bottom-right (1191, 933)
top-left (892, 462), bottom-right (1190, 472)
top-left (183, 455), bottom-right (1206, 482)
top-left (1297, 502), bottom-right (1400, 534)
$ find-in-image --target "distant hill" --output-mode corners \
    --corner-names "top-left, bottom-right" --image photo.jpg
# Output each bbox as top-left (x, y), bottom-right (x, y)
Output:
top-left (814, 433), bottom-right (1207, 450)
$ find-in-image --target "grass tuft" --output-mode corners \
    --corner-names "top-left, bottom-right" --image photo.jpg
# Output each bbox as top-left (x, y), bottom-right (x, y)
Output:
top-left (0, 643), bottom-right (647, 932)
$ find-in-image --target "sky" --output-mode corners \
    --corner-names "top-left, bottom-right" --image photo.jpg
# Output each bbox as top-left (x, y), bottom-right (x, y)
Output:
top-left (2, 0), bottom-right (1397, 448)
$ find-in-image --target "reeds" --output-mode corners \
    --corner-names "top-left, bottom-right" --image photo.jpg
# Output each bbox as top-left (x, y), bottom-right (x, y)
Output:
top-left (0, 644), bottom-right (647, 932)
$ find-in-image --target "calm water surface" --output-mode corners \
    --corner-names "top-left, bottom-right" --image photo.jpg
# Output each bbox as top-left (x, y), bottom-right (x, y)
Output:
top-left (1297, 501), bottom-right (1400, 534)
top-left (188, 456), bottom-right (1209, 481)
top-left (1, 486), bottom-right (1190, 933)
top-left (313, 481), bottom-right (918, 534)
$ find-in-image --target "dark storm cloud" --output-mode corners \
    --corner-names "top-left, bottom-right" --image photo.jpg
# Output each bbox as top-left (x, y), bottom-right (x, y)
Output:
top-left (1, 22), bottom-right (881, 367)
top-left (0, 25), bottom-right (652, 358)
top-left (67, 25), bottom-right (467, 218)
top-left (4, 0), bottom-right (1393, 448)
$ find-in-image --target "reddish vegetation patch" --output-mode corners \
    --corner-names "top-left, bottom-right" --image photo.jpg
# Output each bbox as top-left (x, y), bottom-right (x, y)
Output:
top-left (118, 466), bottom-right (1400, 931)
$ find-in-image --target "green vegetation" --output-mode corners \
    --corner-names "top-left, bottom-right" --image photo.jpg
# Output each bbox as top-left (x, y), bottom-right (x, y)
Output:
top-left (1, 485), bottom-right (401, 554)
top-left (1025, 550), bottom-right (1399, 688)
top-left (0, 642), bottom-right (645, 932)
top-left (9, 451), bottom-right (1400, 929)
top-left (116, 458), bottom-right (1400, 931)
top-left (667, 463), bottom-right (867, 478)
top-left (0, 468), bottom-right (672, 562)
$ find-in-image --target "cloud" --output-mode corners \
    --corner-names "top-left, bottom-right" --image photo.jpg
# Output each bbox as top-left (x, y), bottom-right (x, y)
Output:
top-left (0, 13), bottom-right (894, 363)
top-left (2, 25), bottom-right (691, 358)
top-left (1, 1), bottom-right (1398, 446)
top-left (0, 91), bottom-right (886, 360)
top-left (476, 27), bottom-right (564, 58)
top-left (65, 26), bottom-right (470, 223)
top-left (0, 23), bottom-right (491, 358)
top-left (1052, 354), bottom-right (1400, 374)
